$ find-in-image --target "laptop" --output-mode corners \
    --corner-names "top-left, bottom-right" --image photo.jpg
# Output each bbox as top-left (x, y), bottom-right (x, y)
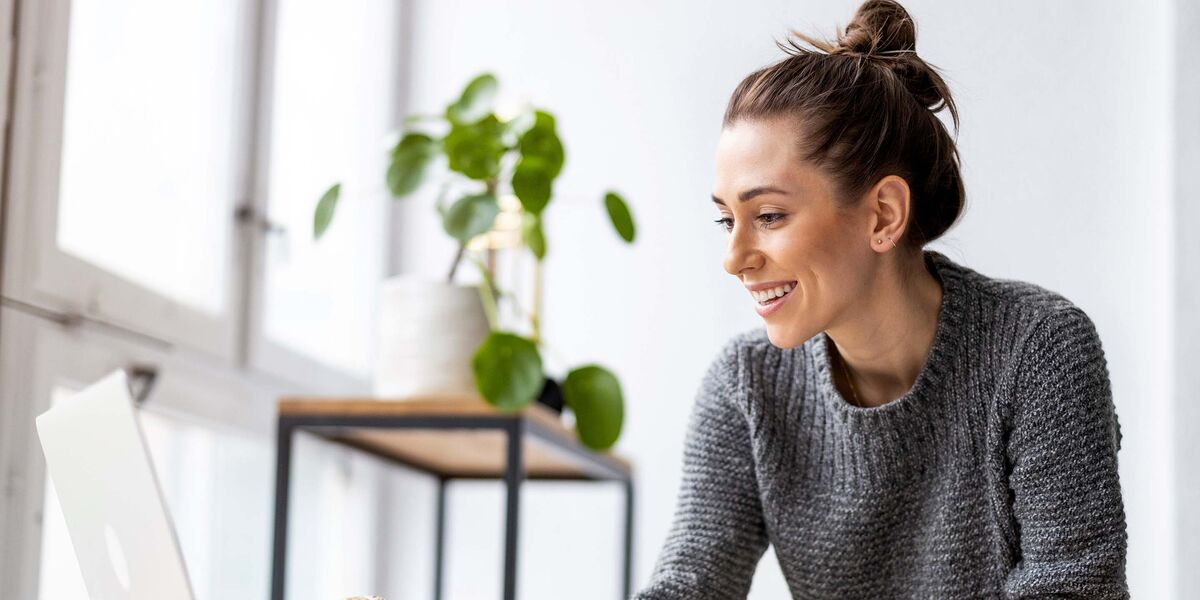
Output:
top-left (35, 369), bottom-right (196, 600)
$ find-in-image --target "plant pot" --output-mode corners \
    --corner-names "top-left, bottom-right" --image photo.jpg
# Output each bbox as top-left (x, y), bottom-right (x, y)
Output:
top-left (373, 275), bottom-right (490, 399)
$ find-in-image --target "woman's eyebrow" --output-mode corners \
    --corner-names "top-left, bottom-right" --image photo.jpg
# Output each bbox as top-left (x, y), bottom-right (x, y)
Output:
top-left (711, 185), bottom-right (790, 206)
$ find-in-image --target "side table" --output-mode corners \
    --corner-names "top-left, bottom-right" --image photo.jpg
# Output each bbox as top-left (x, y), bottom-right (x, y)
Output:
top-left (268, 393), bottom-right (635, 600)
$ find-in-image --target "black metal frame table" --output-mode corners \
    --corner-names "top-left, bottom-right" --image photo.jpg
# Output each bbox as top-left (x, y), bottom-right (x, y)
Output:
top-left (268, 395), bottom-right (634, 600)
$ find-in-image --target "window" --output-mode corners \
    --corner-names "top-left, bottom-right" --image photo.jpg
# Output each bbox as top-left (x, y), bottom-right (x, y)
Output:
top-left (55, 0), bottom-right (242, 317)
top-left (1, 0), bottom-right (407, 596)
top-left (4, 0), bottom-right (255, 358)
top-left (253, 0), bottom-right (398, 382)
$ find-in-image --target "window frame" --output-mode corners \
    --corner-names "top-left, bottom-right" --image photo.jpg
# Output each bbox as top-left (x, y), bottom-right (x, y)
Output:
top-left (1, 0), bottom-right (262, 361)
top-left (0, 0), bottom-right (409, 593)
top-left (240, 0), bottom-right (399, 393)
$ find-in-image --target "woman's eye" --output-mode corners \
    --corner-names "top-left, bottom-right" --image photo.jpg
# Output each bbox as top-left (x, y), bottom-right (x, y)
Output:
top-left (713, 213), bottom-right (786, 232)
top-left (757, 213), bottom-right (785, 227)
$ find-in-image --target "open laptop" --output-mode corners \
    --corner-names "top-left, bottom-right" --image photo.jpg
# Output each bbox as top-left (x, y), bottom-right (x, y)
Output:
top-left (35, 369), bottom-right (196, 600)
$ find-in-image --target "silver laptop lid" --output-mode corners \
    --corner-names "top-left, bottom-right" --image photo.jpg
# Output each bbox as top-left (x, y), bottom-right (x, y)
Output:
top-left (35, 369), bottom-right (195, 600)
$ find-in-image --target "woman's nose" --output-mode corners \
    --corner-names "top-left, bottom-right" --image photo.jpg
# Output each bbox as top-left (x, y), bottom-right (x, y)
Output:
top-left (723, 224), bottom-right (761, 276)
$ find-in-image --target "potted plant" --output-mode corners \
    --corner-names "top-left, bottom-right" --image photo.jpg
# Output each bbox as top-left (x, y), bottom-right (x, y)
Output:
top-left (313, 73), bottom-right (636, 451)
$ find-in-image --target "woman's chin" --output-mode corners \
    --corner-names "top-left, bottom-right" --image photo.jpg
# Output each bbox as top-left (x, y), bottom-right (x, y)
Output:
top-left (764, 325), bottom-right (809, 349)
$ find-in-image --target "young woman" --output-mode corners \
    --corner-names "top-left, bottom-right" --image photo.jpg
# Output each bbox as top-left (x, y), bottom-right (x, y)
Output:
top-left (633, 1), bottom-right (1129, 598)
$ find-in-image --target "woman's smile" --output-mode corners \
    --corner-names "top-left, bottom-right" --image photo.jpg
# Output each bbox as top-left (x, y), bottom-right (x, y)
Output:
top-left (749, 280), bottom-right (797, 317)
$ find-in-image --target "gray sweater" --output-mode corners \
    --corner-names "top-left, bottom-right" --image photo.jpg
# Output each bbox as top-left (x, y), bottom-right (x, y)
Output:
top-left (633, 249), bottom-right (1129, 599)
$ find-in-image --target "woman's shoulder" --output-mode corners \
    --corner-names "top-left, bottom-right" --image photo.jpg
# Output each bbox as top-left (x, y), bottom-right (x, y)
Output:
top-left (928, 254), bottom-right (1109, 397)
top-left (955, 259), bottom-right (1097, 339)
top-left (961, 267), bottom-right (1109, 399)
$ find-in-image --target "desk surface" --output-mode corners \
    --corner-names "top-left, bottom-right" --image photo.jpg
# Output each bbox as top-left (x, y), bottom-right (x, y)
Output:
top-left (278, 394), bottom-right (631, 480)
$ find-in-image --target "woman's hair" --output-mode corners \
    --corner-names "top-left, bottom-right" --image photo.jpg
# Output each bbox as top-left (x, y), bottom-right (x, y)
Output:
top-left (723, 0), bottom-right (964, 249)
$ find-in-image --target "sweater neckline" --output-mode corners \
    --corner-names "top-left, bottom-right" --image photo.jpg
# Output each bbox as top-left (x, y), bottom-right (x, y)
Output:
top-left (810, 249), bottom-right (967, 419)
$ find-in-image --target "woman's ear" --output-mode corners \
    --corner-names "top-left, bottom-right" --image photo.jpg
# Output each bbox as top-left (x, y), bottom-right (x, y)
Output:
top-left (867, 174), bottom-right (911, 247)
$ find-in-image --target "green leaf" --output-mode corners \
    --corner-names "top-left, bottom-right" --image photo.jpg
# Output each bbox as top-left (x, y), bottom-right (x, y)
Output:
top-left (446, 73), bottom-right (499, 124)
top-left (561, 365), bottom-right (625, 450)
top-left (442, 193), bottom-right (500, 243)
top-left (521, 212), bottom-right (546, 259)
top-left (472, 332), bottom-right (544, 411)
top-left (313, 183), bottom-right (341, 240)
top-left (511, 157), bottom-right (552, 215)
top-left (517, 110), bottom-right (564, 178)
top-left (444, 115), bottom-right (506, 181)
top-left (530, 109), bottom-right (556, 131)
top-left (604, 191), bottom-right (636, 243)
top-left (387, 133), bottom-right (438, 197)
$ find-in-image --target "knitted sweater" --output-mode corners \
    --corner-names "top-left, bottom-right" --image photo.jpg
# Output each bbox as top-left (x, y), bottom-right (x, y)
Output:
top-left (633, 249), bottom-right (1129, 599)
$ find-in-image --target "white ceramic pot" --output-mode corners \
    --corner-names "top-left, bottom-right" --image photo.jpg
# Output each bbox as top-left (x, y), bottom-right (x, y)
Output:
top-left (373, 275), bottom-right (490, 399)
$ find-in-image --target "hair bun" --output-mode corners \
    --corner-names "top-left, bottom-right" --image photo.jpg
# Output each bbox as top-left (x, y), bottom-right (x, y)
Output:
top-left (831, 0), bottom-right (917, 58)
top-left (775, 0), bottom-right (959, 130)
top-left (836, 1), bottom-right (954, 121)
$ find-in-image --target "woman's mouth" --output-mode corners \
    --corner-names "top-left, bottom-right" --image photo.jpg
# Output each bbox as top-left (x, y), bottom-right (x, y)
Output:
top-left (752, 281), bottom-right (796, 318)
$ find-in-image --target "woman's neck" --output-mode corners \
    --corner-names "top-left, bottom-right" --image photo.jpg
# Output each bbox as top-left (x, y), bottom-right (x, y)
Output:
top-left (826, 253), bottom-right (944, 408)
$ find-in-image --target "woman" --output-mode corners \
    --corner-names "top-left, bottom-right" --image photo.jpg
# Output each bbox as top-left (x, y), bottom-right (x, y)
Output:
top-left (633, 1), bottom-right (1129, 598)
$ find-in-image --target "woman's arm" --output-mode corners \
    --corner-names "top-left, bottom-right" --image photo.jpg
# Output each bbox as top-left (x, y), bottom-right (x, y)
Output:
top-left (1003, 306), bottom-right (1129, 599)
top-left (632, 338), bottom-right (770, 599)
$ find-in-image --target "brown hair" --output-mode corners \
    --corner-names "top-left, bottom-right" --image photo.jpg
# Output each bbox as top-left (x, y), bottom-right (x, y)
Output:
top-left (723, 0), bottom-right (964, 249)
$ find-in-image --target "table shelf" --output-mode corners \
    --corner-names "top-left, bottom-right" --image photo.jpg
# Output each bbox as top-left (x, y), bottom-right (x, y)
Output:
top-left (277, 395), bottom-right (631, 480)
top-left (269, 393), bottom-right (635, 600)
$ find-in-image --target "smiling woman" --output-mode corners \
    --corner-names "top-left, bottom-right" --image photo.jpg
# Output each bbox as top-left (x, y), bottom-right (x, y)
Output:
top-left (634, 0), bottom-right (1129, 598)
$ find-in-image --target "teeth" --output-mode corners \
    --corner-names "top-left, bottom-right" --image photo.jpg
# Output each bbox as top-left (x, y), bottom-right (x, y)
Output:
top-left (751, 282), bottom-right (795, 302)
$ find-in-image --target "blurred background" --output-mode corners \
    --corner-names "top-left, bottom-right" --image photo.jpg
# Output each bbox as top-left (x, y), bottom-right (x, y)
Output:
top-left (0, 0), bottom-right (1196, 598)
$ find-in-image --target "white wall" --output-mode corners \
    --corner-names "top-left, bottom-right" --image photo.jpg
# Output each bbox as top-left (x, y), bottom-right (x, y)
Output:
top-left (1173, 0), bottom-right (1199, 597)
top-left (390, 1), bottom-right (1177, 598)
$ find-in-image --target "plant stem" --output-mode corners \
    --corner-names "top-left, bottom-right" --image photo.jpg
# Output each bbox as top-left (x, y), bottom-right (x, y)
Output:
top-left (469, 255), bottom-right (500, 330)
top-left (446, 243), bottom-right (466, 283)
top-left (464, 253), bottom-right (539, 334)
top-left (531, 257), bottom-right (543, 344)
top-left (500, 288), bottom-right (535, 324)
top-left (468, 251), bottom-right (563, 373)
top-left (444, 178), bottom-right (496, 284)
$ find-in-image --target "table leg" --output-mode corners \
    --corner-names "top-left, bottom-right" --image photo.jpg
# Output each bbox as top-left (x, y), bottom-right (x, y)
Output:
top-left (622, 478), bottom-right (635, 599)
top-left (270, 419), bottom-right (294, 600)
top-left (502, 420), bottom-right (524, 600)
top-left (434, 477), bottom-right (447, 600)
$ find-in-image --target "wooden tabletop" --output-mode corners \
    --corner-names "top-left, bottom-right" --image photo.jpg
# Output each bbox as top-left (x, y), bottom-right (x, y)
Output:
top-left (278, 393), bottom-right (631, 481)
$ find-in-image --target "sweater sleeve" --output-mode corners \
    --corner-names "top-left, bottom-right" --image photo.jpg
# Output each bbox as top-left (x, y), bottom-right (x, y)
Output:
top-left (1003, 306), bottom-right (1130, 599)
top-left (631, 339), bottom-right (770, 599)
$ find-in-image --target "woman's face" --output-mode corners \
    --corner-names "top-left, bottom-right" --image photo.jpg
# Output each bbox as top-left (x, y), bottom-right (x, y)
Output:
top-left (712, 116), bottom-right (875, 348)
